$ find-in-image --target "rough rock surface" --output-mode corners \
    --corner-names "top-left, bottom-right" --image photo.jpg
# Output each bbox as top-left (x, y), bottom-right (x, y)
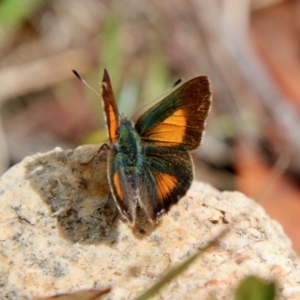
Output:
top-left (0, 145), bottom-right (300, 299)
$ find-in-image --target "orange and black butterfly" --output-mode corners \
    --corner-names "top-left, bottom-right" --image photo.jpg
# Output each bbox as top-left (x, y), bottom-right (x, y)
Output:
top-left (100, 70), bottom-right (211, 226)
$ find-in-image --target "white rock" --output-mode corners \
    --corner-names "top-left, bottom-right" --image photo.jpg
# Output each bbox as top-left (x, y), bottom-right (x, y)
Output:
top-left (0, 145), bottom-right (300, 299)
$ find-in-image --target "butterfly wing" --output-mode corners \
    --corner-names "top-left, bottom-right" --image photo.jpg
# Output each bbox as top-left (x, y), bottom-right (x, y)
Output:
top-left (135, 76), bottom-right (211, 222)
top-left (102, 70), bottom-right (137, 222)
top-left (139, 145), bottom-right (193, 222)
top-left (135, 77), bottom-right (211, 150)
top-left (101, 69), bottom-right (119, 144)
top-left (107, 146), bottom-right (139, 225)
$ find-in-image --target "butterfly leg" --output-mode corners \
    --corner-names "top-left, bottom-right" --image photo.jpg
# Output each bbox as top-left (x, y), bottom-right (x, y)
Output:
top-left (82, 143), bottom-right (110, 165)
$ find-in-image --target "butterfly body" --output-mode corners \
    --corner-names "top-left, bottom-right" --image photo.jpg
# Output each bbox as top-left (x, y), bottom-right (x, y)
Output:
top-left (114, 117), bottom-right (143, 168)
top-left (100, 69), bottom-right (212, 226)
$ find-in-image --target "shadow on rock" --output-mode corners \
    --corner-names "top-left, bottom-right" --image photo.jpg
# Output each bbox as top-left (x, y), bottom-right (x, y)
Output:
top-left (24, 144), bottom-right (119, 245)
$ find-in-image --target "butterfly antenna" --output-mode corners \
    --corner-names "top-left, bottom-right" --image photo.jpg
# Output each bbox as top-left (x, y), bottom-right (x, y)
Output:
top-left (72, 70), bottom-right (102, 98)
top-left (130, 78), bottom-right (183, 119)
top-left (172, 78), bottom-right (182, 88)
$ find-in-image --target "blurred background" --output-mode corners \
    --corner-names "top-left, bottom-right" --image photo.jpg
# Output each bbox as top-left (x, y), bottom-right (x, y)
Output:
top-left (0, 0), bottom-right (300, 253)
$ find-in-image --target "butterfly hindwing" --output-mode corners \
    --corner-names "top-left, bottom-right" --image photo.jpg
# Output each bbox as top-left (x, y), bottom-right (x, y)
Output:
top-left (107, 146), bottom-right (139, 224)
top-left (135, 77), bottom-right (211, 150)
top-left (139, 145), bottom-right (193, 222)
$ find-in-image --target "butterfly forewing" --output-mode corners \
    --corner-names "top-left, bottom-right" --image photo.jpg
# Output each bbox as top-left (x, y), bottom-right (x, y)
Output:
top-left (135, 77), bottom-right (211, 150)
top-left (101, 69), bottom-right (119, 144)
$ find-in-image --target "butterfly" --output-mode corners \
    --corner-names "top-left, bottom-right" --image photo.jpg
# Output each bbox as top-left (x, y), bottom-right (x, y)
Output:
top-left (73, 69), bottom-right (212, 227)
top-left (100, 69), bottom-right (212, 227)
